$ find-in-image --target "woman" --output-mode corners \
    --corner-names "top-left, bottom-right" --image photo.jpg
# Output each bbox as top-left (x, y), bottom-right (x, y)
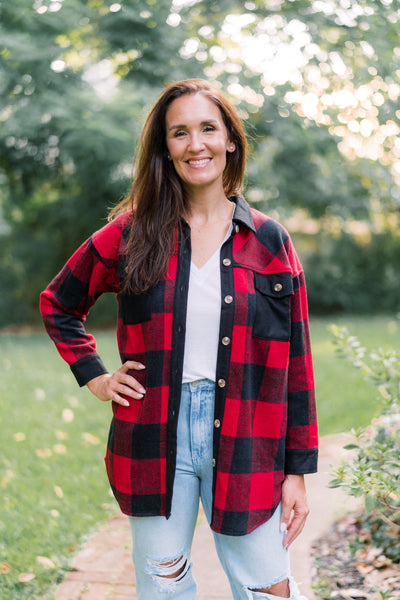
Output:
top-left (40, 79), bottom-right (318, 600)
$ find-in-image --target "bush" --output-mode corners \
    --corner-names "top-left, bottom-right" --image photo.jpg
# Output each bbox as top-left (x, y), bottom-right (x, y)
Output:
top-left (328, 325), bottom-right (400, 563)
top-left (295, 227), bottom-right (400, 314)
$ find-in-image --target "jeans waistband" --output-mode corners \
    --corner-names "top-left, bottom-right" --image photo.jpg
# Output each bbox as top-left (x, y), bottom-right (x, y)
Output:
top-left (181, 379), bottom-right (215, 392)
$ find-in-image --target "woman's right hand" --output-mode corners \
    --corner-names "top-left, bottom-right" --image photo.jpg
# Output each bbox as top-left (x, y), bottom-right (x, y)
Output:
top-left (86, 361), bottom-right (146, 406)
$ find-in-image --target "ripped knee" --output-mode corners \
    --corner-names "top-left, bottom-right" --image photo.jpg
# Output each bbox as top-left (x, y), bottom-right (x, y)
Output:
top-left (145, 549), bottom-right (191, 591)
top-left (250, 577), bottom-right (290, 598)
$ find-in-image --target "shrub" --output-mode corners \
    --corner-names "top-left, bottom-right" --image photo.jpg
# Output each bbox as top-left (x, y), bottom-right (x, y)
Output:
top-left (328, 325), bottom-right (400, 563)
top-left (294, 227), bottom-right (400, 314)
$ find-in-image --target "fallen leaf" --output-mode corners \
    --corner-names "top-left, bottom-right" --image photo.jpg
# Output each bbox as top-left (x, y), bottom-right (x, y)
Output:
top-left (55, 430), bottom-right (67, 440)
top-left (36, 448), bottom-right (52, 458)
top-left (13, 432), bottom-right (26, 442)
top-left (372, 556), bottom-right (392, 568)
top-left (34, 388), bottom-right (46, 400)
top-left (62, 409), bottom-right (74, 423)
top-left (1, 469), bottom-right (15, 488)
top-left (82, 432), bottom-right (100, 445)
top-left (355, 549), bottom-right (368, 561)
top-left (366, 546), bottom-right (384, 562)
top-left (53, 444), bottom-right (67, 454)
top-left (0, 562), bottom-right (12, 573)
top-left (18, 573), bottom-right (35, 582)
top-left (50, 509), bottom-right (60, 518)
top-left (339, 590), bottom-right (369, 600)
top-left (36, 556), bottom-right (56, 569)
top-left (54, 485), bottom-right (63, 498)
top-left (355, 562), bottom-right (374, 575)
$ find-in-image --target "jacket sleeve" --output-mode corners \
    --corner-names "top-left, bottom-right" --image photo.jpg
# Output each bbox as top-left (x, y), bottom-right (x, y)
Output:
top-left (284, 241), bottom-right (318, 474)
top-left (39, 217), bottom-right (125, 387)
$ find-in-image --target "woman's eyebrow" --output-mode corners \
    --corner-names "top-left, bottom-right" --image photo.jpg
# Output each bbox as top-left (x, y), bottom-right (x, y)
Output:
top-left (168, 119), bottom-right (219, 132)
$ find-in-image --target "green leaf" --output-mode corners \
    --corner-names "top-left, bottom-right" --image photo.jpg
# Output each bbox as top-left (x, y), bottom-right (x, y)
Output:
top-left (327, 479), bottom-right (342, 489)
top-left (365, 492), bottom-right (377, 514)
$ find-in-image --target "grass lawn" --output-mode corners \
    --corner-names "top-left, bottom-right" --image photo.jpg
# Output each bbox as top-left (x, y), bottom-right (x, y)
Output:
top-left (0, 330), bottom-right (120, 600)
top-left (310, 314), bottom-right (400, 435)
top-left (0, 314), bottom-right (399, 599)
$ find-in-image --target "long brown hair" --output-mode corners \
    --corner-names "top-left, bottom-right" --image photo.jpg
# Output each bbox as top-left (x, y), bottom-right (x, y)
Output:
top-left (111, 79), bottom-right (247, 294)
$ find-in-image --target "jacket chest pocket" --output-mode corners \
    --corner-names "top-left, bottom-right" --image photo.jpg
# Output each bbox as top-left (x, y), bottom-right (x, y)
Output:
top-left (253, 272), bottom-right (294, 341)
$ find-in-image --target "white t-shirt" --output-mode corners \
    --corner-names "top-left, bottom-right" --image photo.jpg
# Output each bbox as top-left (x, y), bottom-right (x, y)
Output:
top-left (182, 226), bottom-right (232, 383)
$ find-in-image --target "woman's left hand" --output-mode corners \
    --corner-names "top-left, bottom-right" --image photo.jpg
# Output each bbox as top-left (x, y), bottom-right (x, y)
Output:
top-left (280, 474), bottom-right (309, 549)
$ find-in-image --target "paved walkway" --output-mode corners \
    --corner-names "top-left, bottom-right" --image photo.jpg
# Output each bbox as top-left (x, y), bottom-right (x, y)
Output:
top-left (53, 434), bottom-right (359, 600)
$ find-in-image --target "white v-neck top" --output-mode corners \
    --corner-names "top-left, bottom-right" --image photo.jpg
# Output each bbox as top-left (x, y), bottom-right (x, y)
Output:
top-left (182, 225), bottom-right (232, 383)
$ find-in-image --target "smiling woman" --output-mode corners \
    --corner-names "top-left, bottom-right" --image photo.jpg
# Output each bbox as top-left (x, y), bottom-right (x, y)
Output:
top-left (40, 78), bottom-right (317, 600)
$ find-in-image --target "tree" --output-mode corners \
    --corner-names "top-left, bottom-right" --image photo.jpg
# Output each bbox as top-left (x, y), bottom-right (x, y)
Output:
top-left (0, 0), bottom-right (200, 323)
top-left (1, 0), bottom-right (399, 324)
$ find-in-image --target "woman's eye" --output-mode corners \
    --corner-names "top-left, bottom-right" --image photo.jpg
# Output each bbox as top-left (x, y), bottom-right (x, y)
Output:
top-left (174, 130), bottom-right (186, 137)
top-left (203, 125), bottom-right (216, 132)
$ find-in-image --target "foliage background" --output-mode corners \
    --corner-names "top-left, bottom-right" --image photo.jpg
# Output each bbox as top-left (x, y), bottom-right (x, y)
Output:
top-left (1, 0), bottom-right (400, 326)
top-left (1, 3), bottom-right (400, 597)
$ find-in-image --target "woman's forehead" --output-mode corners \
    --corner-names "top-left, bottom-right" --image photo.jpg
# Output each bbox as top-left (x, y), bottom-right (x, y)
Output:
top-left (166, 93), bottom-right (224, 126)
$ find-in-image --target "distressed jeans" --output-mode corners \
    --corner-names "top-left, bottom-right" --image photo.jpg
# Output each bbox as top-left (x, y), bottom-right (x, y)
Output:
top-left (129, 380), bottom-right (307, 600)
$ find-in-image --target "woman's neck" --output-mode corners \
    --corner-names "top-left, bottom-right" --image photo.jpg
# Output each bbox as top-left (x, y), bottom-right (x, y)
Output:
top-left (184, 193), bottom-right (235, 269)
top-left (184, 191), bottom-right (234, 228)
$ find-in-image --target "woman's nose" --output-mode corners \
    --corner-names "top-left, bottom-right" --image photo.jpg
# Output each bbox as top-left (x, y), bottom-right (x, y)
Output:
top-left (188, 132), bottom-right (204, 152)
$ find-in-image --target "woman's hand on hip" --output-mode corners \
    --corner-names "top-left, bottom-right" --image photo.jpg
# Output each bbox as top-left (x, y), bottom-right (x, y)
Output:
top-left (280, 474), bottom-right (309, 549)
top-left (86, 361), bottom-right (146, 406)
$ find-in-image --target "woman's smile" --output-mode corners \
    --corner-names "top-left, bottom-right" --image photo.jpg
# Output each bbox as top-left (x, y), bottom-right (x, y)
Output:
top-left (187, 157), bottom-right (212, 167)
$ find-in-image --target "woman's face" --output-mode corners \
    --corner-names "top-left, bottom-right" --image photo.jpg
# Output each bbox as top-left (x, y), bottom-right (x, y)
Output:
top-left (165, 93), bottom-right (235, 195)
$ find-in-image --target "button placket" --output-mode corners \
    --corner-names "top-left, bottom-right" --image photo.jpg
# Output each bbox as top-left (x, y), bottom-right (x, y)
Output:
top-left (214, 242), bottom-right (234, 484)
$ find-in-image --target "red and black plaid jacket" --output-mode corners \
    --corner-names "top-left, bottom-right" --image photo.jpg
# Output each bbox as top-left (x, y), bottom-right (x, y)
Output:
top-left (40, 196), bottom-right (318, 536)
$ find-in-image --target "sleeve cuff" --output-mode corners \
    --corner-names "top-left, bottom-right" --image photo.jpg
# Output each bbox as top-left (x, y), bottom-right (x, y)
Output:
top-left (285, 448), bottom-right (318, 474)
top-left (70, 354), bottom-right (108, 387)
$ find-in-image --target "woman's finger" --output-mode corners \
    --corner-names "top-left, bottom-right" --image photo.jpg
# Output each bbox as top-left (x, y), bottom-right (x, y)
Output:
top-left (122, 360), bottom-right (146, 372)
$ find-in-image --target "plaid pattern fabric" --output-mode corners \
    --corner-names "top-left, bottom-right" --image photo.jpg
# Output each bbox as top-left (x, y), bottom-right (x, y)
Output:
top-left (40, 196), bottom-right (318, 536)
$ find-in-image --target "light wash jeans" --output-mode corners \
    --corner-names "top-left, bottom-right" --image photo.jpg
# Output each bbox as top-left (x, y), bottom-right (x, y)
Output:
top-left (129, 380), bottom-right (307, 600)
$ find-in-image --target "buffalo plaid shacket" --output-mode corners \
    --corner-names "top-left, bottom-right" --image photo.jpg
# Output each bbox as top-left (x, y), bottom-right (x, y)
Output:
top-left (40, 195), bottom-right (318, 536)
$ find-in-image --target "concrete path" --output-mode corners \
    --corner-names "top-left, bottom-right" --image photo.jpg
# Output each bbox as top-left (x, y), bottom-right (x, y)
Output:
top-left (53, 434), bottom-right (358, 600)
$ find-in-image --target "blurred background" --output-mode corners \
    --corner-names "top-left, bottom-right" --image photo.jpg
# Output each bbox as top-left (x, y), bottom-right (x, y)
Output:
top-left (1, 3), bottom-right (400, 598)
top-left (1, 0), bottom-right (400, 326)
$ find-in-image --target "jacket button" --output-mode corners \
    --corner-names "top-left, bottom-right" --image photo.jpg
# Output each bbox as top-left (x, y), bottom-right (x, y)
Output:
top-left (217, 378), bottom-right (226, 388)
top-left (214, 419), bottom-right (221, 428)
top-left (235, 224), bottom-right (240, 233)
top-left (222, 336), bottom-right (231, 346)
top-left (222, 258), bottom-right (231, 267)
top-left (274, 283), bottom-right (283, 292)
top-left (212, 458), bottom-right (216, 467)
top-left (224, 295), bottom-right (233, 304)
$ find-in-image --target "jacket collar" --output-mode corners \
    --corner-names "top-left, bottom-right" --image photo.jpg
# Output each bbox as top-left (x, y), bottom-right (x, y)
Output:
top-left (231, 195), bottom-right (256, 232)
top-left (179, 195), bottom-right (256, 234)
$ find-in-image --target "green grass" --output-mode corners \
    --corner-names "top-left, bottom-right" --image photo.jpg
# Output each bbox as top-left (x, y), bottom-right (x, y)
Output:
top-left (0, 331), bottom-right (121, 600)
top-left (0, 315), bottom-right (399, 599)
top-left (310, 314), bottom-right (400, 435)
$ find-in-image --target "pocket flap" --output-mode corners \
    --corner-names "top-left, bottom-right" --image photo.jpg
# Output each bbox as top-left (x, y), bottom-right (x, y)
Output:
top-left (254, 272), bottom-right (293, 298)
